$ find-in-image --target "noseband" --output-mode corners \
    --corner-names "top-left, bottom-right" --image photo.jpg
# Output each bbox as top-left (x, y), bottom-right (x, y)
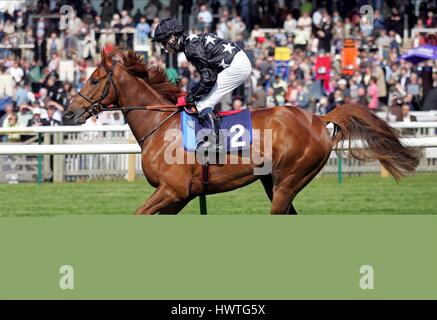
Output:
top-left (77, 58), bottom-right (122, 120)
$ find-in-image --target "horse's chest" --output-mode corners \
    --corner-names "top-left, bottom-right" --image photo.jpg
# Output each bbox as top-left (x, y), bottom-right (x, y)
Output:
top-left (141, 158), bottom-right (161, 187)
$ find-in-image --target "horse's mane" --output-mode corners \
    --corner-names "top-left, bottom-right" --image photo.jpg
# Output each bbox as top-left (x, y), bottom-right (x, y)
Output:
top-left (102, 49), bottom-right (182, 103)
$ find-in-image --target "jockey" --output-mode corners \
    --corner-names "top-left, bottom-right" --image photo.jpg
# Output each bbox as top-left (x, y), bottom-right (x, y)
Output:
top-left (152, 18), bottom-right (252, 151)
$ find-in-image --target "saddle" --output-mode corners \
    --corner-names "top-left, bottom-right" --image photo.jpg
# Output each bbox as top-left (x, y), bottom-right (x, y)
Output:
top-left (180, 107), bottom-right (252, 153)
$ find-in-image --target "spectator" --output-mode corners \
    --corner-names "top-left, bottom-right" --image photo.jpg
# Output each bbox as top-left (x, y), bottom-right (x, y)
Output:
top-left (63, 29), bottom-right (79, 60)
top-left (34, 34), bottom-right (47, 66)
top-left (36, 17), bottom-right (45, 38)
top-left (14, 82), bottom-right (30, 106)
top-left (100, 0), bottom-right (114, 26)
top-left (46, 105), bottom-right (62, 126)
top-left (28, 61), bottom-right (44, 93)
top-left (37, 87), bottom-right (63, 114)
top-left (367, 77), bottom-right (379, 111)
top-left (150, 17), bottom-right (161, 42)
top-left (216, 16), bottom-right (231, 40)
top-left (8, 60), bottom-right (23, 83)
top-left (407, 72), bottom-right (421, 97)
top-left (283, 14), bottom-right (297, 35)
top-left (296, 81), bottom-right (310, 109)
top-left (45, 75), bottom-right (62, 104)
top-left (425, 10), bottom-right (435, 28)
top-left (145, 0), bottom-right (161, 25)
top-left (136, 17), bottom-right (151, 45)
top-left (252, 81), bottom-right (267, 109)
top-left (266, 87), bottom-right (276, 108)
top-left (328, 89), bottom-right (344, 112)
top-left (0, 103), bottom-right (14, 127)
top-left (272, 75), bottom-right (287, 106)
top-left (293, 24), bottom-right (308, 51)
top-left (373, 10), bottom-right (385, 31)
top-left (388, 8), bottom-right (403, 37)
top-left (3, 113), bottom-right (22, 141)
top-left (58, 81), bottom-right (73, 109)
top-left (229, 16), bottom-right (246, 42)
top-left (297, 12), bottom-right (312, 40)
top-left (27, 108), bottom-right (48, 127)
top-left (337, 78), bottom-right (351, 103)
top-left (232, 98), bottom-right (245, 110)
top-left (81, 29), bottom-right (97, 60)
top-left (285, 80), bottom-right (298, 105)
top-left (316, 96), bottom-right (329, 114)
top-left (376, 30), bottom-right (391, 60)
top-left (397, 103), bottom-right (417, 122)
top-left (47, 52), bottom-right (60, 74)
top-left (356, 86), bottom-right (368, 106)
top-left (16, 103), bottom-right (32, 127)
top-left (82, 3), bottom-right (97, 25)
top-left (249, 24), bottom-right (265, 47)
top-left (69, 10), bottom-right (84, 36)
top-left (372, 61), bottom-right (387, 106)
top-left (390, 95), bottom-right (404, 120)
top-left (46, 32), bottom-right (62, 59)
top-left (197, 4), bottom-right (213, 32)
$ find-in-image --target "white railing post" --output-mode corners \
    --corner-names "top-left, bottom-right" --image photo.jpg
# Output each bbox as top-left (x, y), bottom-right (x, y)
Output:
top-left (53, 132), bottom-right (65, 183)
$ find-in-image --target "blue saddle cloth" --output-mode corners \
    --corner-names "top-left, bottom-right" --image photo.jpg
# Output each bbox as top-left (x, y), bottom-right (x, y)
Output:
top-left (180, 109), bottom-right (252, 152)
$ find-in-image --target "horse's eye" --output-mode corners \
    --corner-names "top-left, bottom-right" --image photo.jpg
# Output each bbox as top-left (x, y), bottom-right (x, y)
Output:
top-left (91, 78), bottom-right (99, 85)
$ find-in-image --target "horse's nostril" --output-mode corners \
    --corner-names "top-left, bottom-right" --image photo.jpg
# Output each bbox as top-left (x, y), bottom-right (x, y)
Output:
top-left (64, 111), bottom-right (75, 119)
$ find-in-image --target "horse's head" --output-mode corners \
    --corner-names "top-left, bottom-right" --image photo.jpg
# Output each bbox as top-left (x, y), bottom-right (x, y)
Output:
top-left (62, 51), bottom-right (122, 125)
top-left (63, 49), bottom-right (182, 125)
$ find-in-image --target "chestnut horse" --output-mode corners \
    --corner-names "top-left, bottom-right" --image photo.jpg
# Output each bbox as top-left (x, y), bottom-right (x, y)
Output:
top-left (63, 50), bottom-right (419, 215)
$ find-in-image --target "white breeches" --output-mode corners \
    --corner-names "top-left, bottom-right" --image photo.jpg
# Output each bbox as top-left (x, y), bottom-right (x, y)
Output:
top-left (196, 50), bottom-right (252, 112)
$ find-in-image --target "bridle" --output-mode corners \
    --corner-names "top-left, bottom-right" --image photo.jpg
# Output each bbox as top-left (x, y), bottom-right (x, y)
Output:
top-left (76, 58), bottom-right (122, 122)
top-left (75, 57), bottom-right (182, 146)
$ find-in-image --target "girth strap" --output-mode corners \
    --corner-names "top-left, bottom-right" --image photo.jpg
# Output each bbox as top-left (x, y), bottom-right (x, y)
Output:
top-left (202, 162), bottom-right (210, 194)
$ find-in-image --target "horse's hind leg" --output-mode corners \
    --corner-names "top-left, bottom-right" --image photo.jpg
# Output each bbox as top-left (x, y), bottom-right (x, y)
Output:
top-left (270, 153), bottom-right (331, 215)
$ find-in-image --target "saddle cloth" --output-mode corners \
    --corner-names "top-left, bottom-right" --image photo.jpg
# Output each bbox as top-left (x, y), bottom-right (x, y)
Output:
top-left (180, 109), bottom-right (252, 152)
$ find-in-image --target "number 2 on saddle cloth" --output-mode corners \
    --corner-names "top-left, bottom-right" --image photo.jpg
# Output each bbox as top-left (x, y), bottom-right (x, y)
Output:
top-left (180, 106), bottom-right (253, 153)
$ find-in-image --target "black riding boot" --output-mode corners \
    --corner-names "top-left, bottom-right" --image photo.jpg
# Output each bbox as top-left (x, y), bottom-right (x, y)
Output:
top-left (200, 108), bottom-right (224, 152)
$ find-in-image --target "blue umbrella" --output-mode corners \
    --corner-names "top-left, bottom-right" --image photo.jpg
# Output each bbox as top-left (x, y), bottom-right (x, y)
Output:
top-left (400, 44), bottom-right (437, 64)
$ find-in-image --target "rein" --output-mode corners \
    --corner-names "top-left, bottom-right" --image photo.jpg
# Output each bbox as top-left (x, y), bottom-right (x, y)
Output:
top-left (76, 58), bottom-right (182, 146)
top-left (137, 108), bottom-right (181, 146)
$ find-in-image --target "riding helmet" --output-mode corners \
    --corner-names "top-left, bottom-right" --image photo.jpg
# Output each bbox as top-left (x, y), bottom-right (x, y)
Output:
top-left (152, 18), bottom-right (185, 43)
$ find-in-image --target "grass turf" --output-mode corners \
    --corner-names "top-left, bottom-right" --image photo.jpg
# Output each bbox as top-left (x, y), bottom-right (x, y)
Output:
top-left (0, 174), bottom-right (436, 216)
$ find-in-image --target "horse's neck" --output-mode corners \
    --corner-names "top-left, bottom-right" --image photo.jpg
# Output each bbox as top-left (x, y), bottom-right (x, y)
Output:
top-left (121, 79), bottom-right (171, 143)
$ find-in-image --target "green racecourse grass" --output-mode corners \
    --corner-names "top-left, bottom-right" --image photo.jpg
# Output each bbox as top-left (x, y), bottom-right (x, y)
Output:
top-left (0, 174), bottom-right (436, 216)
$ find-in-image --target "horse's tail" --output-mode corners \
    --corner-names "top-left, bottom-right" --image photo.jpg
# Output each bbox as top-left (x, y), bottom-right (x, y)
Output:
top-left (321, 104), bottom-right (420, 180)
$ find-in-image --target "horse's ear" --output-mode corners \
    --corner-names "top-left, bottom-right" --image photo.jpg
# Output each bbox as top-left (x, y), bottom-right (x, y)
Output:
top-left (101, 46), bottom-right (110, 66)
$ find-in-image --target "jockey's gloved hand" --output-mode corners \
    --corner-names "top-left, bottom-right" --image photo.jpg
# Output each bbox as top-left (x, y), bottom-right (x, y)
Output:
top-left (176, 95), bottom-right (189, 107)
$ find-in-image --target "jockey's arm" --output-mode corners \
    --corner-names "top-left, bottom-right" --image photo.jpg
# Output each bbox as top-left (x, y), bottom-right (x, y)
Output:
top-left (185, 66), bottom-right (218, 105)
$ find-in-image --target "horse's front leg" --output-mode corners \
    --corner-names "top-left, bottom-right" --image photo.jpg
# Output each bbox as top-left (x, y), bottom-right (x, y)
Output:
top-left (134, 185), bottom-right (184, 215)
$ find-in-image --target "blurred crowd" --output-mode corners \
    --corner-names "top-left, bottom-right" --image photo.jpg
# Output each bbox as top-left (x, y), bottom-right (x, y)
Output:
top-left (0, 0), bottom-right (437, 142)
